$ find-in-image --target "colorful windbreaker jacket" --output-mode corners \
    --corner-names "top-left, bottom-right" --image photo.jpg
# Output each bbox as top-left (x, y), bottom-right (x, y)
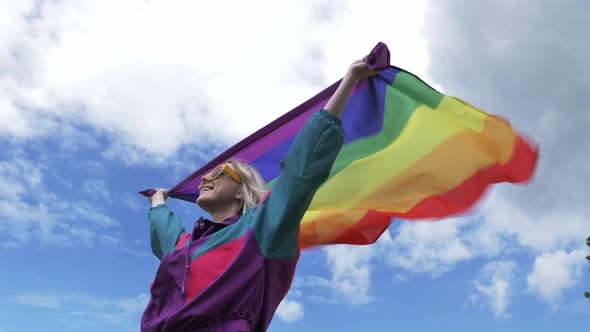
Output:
top-left (141, 110), bottom-right (344, 331)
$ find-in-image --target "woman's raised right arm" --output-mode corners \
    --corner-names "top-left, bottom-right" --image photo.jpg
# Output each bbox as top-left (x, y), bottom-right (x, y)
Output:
top-left (148, 189), bottom-right (186, 260)
top-left (251, 58), bottom-right (377, 257)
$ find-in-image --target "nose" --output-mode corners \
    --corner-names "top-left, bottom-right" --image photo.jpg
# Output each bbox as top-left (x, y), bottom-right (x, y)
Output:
top-left (199, 176), bottom-right (212, 189)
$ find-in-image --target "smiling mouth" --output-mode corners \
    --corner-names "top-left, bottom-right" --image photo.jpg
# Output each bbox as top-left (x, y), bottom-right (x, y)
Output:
top-left (201, 186), bottom-right (214, 192)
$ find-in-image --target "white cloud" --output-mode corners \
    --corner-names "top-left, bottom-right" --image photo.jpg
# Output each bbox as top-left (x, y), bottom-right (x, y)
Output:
top-left (1, 241), bottom-right (20, 249)
top-left (330, 189), bottom-right (588, 317)
top-left (322, 244), bottom-right (376, 305)
top-left (0, 157), bottom-right (42, 200)
top-left (308, 222), bottom-right (478, 305)
top-left (276, 298), bottom-right (304, 323)
top-left (0, 155), bottom-right (124, 249)
top-left (13, 292), bottom-right (61, 309)
top-left (81, 179), bottom-right (111, 203)
top-left (479, 190), bottom-right (588, 253)
top-left (306, 233), bottom-right (398, 305)
top-left (370, 188), bottom-right (586, 281)
top-left (381, 218), bottom-right (474, 275)
top-left (122, 192), bottom-right (145, 212)
top-left (66, 200), bottom-right (118, 227)
top-left (68, 227), bottom-right (97, 247)
top-left (527, 248), bottom-right (586, 305)
top-left (1, 0), bottom-right (430, 164)
top-left (470, 260), bottom-right (517, 319)
top-left (7, 290), bottom-right (149, 328)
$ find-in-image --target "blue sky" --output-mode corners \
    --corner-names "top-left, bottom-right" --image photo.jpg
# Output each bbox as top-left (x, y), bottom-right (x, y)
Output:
top-left (1, 0), bottom-right (589, 331)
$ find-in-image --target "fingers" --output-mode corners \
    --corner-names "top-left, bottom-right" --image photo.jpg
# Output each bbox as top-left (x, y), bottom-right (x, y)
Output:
top-left (346, 56), bottom-right (378, 81)
top-left (149, 188), bottom-right (168, 206)
top-left (149, 188), bottom-right (168, 199)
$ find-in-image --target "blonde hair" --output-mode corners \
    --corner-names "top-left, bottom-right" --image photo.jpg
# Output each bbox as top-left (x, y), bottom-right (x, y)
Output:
top-left (227, 159), bottom-right (267, 214)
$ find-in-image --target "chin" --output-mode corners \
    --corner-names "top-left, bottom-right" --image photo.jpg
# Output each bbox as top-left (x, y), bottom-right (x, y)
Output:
top-left (196, 195), bottom-right (211, 208)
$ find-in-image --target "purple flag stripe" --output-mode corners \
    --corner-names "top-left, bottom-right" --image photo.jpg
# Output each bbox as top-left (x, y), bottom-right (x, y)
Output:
top-left (232, 79), bottom-right (369, 164)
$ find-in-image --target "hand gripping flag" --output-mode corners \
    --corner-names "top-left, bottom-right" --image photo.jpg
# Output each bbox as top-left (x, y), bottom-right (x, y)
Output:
top-left (141, 42), bottom-right (538, 248)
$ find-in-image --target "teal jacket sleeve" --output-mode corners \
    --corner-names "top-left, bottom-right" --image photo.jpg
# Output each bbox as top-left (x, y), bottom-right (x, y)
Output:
top-left (253, 109), bottom-right (345, 257)
top-left (149, 204), bottom-right (186, 260)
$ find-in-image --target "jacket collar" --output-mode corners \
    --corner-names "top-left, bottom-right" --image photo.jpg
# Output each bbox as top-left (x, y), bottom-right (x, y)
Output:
top-left (191, 215), bottom-right (241, 241)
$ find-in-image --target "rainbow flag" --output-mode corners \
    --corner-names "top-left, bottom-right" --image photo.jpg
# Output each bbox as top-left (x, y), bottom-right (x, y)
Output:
top-left (141, 43), bottom-right (538, 248)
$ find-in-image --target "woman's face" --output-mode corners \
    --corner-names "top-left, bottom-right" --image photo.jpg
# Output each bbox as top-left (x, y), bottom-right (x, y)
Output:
top-left (196, 164), bottom-right (242, 210)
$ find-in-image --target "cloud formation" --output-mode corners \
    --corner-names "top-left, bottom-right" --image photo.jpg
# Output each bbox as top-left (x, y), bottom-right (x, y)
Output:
top-left (8, 290), bottom-right (149, 328)
top-left (276, 298), bottom-right (305, 322)
top-left (423, 0), bottom-right (590, 249)
top-left (470, 260), bottom-right (517, 319)
top-left (1, 0), bottom-right (430, 163)
top-left (381, 218), bottom-right (474, 275)
top-left (0, 149), bottom-right (151, 256)
top-left (527, 248), bottom-right (586, 305)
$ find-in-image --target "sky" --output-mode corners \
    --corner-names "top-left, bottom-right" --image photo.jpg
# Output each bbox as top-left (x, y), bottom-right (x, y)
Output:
top-left (1, 0), bottom-right (589, 331)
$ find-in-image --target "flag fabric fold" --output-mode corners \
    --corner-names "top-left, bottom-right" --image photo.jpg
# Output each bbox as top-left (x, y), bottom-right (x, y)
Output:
top-left (141, 42), bottom-right (538, 248)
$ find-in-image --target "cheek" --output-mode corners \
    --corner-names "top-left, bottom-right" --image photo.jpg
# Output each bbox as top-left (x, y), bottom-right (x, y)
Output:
top-left (219, 182), bottom-right (241, 198)
top-left (209, 183), bottom-right (227, 197)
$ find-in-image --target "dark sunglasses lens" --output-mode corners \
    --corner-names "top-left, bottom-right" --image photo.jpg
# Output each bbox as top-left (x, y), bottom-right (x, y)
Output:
top-left (211, 166), bottom-right (223, 178)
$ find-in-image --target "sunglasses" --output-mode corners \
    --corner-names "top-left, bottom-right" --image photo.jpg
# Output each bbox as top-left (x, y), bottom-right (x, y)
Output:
top-left (199, 163), bottom-right (242, 189)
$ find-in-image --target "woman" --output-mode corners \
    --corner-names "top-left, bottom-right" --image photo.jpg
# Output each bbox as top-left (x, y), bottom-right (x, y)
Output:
top-left (142, 58), bottom-right (377, 331)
